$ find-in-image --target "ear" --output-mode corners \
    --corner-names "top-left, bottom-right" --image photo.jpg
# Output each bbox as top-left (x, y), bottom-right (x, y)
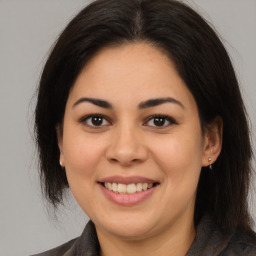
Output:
top-left (56, 124), bottom-right (65, 167)
top-left (201, 116), bottom-right (223, 168)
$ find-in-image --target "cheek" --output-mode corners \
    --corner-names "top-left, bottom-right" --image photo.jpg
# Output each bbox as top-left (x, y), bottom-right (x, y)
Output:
top-left (62, 130), bottom-right (105, 180)
top-left (62, 133), bottom-right (106, 211)
top-left (150, 131), bottom-right (203, 185)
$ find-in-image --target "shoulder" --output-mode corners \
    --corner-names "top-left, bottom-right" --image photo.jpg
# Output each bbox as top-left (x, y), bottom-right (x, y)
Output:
top-left (30, 220), bottom-right (100, 256)
top-left (30, 238), bottom-right (77, 256)
top-left (223, 228), bottom-right (256, 255)
top-left (187, 215), bottom-right (256, 256)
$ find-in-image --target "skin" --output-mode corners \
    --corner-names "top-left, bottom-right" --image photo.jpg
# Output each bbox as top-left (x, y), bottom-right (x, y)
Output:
top-left (57, 43), bottom-right (222, 256)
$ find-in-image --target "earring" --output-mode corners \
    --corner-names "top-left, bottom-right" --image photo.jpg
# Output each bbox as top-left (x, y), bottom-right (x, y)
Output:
top-left (59, 160), bottom-right (63, 167)
top-left (208, 157), bottom-right (213, 170)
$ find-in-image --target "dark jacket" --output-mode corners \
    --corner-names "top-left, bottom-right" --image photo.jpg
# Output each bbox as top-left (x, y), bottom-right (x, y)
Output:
top-left (31, 215), bottom-right (256, 256)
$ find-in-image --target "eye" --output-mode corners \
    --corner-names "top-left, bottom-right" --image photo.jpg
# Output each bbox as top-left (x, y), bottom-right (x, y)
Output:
top-left (81, 114), bottom-right (110, 127)
top-left (145, 115), bottom-right (177, 128)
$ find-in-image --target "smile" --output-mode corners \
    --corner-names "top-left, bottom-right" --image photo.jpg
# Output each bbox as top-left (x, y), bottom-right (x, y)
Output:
top-left (98, 177), bottom-right (160, 206)
top-left (104, 182), bottom-right (154, 194)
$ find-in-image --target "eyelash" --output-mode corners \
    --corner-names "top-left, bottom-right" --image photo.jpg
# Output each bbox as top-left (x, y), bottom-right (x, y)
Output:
top-left (80, 114), bottom-right (111, 128)
top-left (144, 114), bottom-right (177, 128)
top-left (80, 114), bottom-right (177, 128)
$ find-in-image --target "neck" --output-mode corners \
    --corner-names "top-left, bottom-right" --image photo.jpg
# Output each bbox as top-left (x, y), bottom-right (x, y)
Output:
top-left (96, 214), bottom-right (196, 256)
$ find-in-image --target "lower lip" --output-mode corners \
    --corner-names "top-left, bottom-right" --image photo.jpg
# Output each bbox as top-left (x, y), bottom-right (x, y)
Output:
top-left (99, 184), bottom-right (158, 206)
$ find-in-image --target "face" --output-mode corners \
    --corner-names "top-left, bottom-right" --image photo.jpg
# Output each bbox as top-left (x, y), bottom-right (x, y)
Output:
top-left (58, 43), bottom-right (213, 240)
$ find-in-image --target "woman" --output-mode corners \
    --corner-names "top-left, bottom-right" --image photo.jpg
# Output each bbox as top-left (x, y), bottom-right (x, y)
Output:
top-left (33, 0), bottom-right (256, 255)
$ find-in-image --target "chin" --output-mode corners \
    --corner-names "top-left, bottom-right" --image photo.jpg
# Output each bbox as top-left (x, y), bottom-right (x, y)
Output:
top-left (104, 224), bottom-right (154, 240)
top-left (94, 214), bottom-right (158, 240)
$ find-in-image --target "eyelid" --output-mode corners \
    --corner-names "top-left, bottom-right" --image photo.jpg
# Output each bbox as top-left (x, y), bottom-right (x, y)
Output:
top-left (78, 113), bottom-right (177, 129)
top-left (144, 114), bottom-right (177, 128)
top-left (79, 114), bottom-right (111, 127)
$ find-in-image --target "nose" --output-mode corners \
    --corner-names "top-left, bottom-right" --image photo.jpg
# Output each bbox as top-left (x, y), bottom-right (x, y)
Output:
top-left (106, 124), bottom-right (148, 166)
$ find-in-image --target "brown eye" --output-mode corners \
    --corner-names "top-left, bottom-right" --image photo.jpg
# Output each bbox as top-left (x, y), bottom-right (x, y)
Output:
top-left (145, 115), bottom-right (176, 128)
top-left (82, 115), bottom-right (110, 127)
top-left (152, 117), bottom-right (166, 126)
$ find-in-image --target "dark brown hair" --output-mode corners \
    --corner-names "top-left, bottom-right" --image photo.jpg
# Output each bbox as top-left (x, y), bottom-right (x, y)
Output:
top-left (35, 0), bottom-right (253, 233)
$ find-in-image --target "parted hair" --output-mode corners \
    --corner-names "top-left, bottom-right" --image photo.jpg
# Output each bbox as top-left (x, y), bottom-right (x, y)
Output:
top-left (35, 0), bottom-right (253, 233)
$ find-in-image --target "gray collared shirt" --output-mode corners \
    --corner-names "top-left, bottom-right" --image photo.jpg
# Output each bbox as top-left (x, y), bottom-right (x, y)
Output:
top-left (32, 215), bottom-right (256, 256)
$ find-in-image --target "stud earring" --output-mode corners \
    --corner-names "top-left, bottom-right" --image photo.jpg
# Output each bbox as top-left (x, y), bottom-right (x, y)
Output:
top-left (208, 157), bottom-right (213, 170)
top-left (59, 161), bottom-right (63, 167)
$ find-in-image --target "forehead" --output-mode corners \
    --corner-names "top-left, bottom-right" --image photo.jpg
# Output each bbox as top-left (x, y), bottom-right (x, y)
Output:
top-left (68, 42), bottom-right (196, 110)
top-left (82, 42), bottom-right (173, 78)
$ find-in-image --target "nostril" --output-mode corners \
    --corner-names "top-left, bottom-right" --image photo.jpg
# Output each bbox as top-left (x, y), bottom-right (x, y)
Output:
top-left (105, 136), bottom-right (148, 165)
top-left (107, 155), bottom-right (143, 166)
top-left (109, 158), bottom-right (120, 164)
top-left (131, 158), bottom-right (142, 163)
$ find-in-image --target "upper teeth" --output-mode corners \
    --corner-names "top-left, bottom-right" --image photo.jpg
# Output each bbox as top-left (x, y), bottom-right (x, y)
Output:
top-left (104, 182), bottom-right (153, 194)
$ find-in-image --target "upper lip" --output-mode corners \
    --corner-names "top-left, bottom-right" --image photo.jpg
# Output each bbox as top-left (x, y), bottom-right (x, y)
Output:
top-left (98, 176), bottom-right (159, 185)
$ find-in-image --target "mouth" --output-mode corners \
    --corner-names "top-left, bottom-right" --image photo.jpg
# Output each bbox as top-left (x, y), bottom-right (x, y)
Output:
top-left (100, 182), bottom-right (159, 195)
top-left (98, 176), bottom-right (160, 205)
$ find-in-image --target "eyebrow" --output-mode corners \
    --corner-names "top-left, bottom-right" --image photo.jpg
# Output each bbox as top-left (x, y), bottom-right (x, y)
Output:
top-left (138, 97), bottom-right (184, 109)
top-left (72, 96), bottom-right (184, 109)
top-left (72, 97), bottom-right (112, 109)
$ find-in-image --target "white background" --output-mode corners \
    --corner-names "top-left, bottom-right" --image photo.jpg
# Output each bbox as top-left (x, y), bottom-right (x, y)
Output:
top-left (0, 1), bottom-right (255, 255)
